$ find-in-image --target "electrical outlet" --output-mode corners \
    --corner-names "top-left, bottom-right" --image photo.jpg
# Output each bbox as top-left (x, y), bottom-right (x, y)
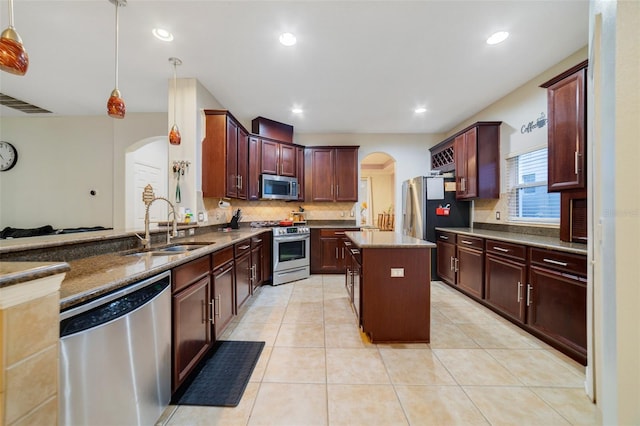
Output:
top-left (495, 211), bottom-right (501, 220)
top-left (340, 211), bottom-right (345, 217)
top-left (390, 268), bottom-right (404, 277)
top-left (177, 230), bottom-right (186, 238)
top-left (188, 228), bottom-right (195, 236)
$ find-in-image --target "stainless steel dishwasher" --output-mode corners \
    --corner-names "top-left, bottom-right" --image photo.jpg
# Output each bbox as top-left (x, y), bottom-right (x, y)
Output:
top-left (59, 271), bottom-right (172, 426)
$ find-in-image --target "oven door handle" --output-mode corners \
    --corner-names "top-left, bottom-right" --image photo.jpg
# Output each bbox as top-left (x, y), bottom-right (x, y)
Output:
top-left (274, 235), bottom-right (309, 243)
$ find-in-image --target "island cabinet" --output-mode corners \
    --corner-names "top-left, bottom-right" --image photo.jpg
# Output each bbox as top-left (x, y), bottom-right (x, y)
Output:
top-left (310, 228), bottom-right (358, 274)
top-left (172, 255), bottom-right (212, 392)
top-left (541, 61), bottom-right (587, 192)
top-left (454, 122), bottom-right (501, 199)
top-left (435, 230), bottom-right (484, 299)
top-left (234, 238), bottom-right (253, 311)
top-left (358, 244), bottom-right (432, 343)
top-left (527, 247), bottom-right (587, 363)
top-left (484, 240), bottom-right (528, 323)
top-left (306, 146), bottom-right (359, 202)
top-left (203, 110), bottom-right (250, 200)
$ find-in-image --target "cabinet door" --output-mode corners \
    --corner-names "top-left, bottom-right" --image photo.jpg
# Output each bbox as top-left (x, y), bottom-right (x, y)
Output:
top-left (262, 232), bottom-right (272, 283)
top-left (225, 117), bottom-right (238, 198)
top-left (236, 126), bottom-right (249, 200)
top-left (261, 139), bottom-right (279, 175)
top-left (547, 68), bottom-right (586, 191)
top-left (310, 148), bottom-right (335, 201)
top-left (319, 236), bottom-right (341, 273)
top-left (296, 146), bottom-right (305, 201)
top-left (436, 241), bottom-right (456, 285)
top-left (248, 136), bottom-right (261, 200)
top-left (212, 261), bottom-right (235, 338)
top-left (252, 245), bottom-right (263, 289)
top-left (455, 129), bottom-right (478, 199)
top-left (334, 148), bottom-right (359, 201)
top-left (528, 265), bottom-right (587, 357)
top-left (235, 252), bottom-right (252, 310)
top-left (484, 254), bottom-right (526, 322)
top-left (173, 276), bottom-right (211, 390)
top-left (279, 144), bottom-right (296, 177)
top-left (457, 246), bottom-right (483, 299)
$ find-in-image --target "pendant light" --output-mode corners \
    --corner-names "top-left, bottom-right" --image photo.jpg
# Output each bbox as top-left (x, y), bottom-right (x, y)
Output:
top-left (168, 57), bottom-right (182, 145)
top-left (107, 0), bottom-right (126, 119)
top-left (0, 0), bottom-right (29, 75)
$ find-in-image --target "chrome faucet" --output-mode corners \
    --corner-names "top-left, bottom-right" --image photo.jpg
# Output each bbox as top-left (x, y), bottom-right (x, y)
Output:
top-left (141, 184), bottom-right (178, 250)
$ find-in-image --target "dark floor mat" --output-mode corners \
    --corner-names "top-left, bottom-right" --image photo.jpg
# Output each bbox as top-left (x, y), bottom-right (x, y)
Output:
top-left (177, 340), bottom-right (265, 407)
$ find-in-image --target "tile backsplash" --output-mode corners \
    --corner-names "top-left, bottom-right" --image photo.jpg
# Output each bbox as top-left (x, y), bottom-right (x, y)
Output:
top-left (203, 198), bottom-right (357, 225)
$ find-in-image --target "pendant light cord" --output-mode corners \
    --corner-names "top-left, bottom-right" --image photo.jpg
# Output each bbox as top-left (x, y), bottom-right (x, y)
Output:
top-left (173, 61), bottom-right (177, 124)
top-left (8, 0), bottom-right (15, 28)
top-left (114, 0), bottom-right (120, 89)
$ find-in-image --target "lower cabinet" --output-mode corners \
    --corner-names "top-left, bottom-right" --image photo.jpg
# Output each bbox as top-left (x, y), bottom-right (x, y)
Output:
top-left (234, 239), bottom-right (253, 311)
top-left (435, 231), bottom-right (483, 299)
top-left (251, 236), bottom-right (264, 290)
top-left (212, 247), bottom-right (235, 339)
top-left (484, 253), bottom-right (527, 323)
top-left (436, 232), bottom-right (456, 285)
top-left (172, 256), bottom-right (213, 392)
top-left (311, 228), bottom-right (358, 274)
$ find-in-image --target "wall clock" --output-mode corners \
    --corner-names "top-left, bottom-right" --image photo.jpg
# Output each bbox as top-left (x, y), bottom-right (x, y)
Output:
top-left (0, 141), bottom-right (18, 171)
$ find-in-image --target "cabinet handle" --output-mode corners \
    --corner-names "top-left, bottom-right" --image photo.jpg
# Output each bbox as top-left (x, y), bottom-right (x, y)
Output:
top-left (454, 258), bottom-right (459, 272)
top-left (202, 299), bottom-right (207, 324)
top-left (526, 284), bottom-right (532, 307)
top-left (239, 244), bottom-right (250, 250)
top-left (208, 299), bottom-right (215, 324)
top-left (439, 235), bottom-right (449, 240)
top-left (517, 281), bottom-right (523, 302)
top-left (335, 247), bottom-right (339, 259)
top-left (215, 295), bottom-right (221, 318)
top-left (461, 177), bottom-right (466, 192)
top-left (342, 247), bottom-right (345, 259)
top-left (492, 246), bottom-right (510, 253)
top-left (335, 232), bottom-right (345, 235)
top-left (331, 185), bottom-right (334, 196)
top-left (254, 238), bottom-right (262, 243)
top-left (460, 240), bottom-right (474, 245)
top-left (450, 256), bottom-right (455, 271)
top-left (543, 258), bottom-right (568, 267)
top-left (336, 185), bottom-right (339, 197)
top-left (574, 151), bottom-right (579, 175)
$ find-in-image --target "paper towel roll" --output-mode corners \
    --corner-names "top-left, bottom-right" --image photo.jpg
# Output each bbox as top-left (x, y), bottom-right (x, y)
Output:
top-left (218, 200), bottom-right (230, 208)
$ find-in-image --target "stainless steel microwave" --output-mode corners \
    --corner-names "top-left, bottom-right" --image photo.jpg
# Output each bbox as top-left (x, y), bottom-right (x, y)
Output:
top-left (260, 174), bottom-right (298, 200)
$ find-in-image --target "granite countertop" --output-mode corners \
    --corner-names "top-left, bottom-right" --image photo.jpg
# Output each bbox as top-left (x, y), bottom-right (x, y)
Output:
top-left (435, 227), bottom-right (587, 255)
top-left (305, 220), bottom-right (358, 229)
top-left (345, 231), bottom-right (436, 248)
top-left (58, 228), bottom-right (269, 310)
top-left (0, 261), bottom-right (70, 288)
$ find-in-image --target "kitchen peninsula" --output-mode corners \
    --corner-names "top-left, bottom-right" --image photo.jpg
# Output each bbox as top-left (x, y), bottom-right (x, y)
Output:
top-left (345, 231), bottom-right (435, 343)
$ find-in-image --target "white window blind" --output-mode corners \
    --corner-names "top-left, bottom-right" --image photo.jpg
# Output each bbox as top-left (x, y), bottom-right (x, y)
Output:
top-left (507, 148), bottom-right (560, 223)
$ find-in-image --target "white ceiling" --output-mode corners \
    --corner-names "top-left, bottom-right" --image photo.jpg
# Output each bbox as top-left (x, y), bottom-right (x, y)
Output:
top-left (0, 0), bottom-right (588, 134)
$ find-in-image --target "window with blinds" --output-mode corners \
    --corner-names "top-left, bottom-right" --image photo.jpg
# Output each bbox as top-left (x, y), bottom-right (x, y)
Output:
top-left (507, 148), bottom-right (560, 223)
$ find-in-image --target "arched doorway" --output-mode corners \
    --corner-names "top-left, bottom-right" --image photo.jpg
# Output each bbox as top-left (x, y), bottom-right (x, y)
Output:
top-left (360, 152), bottom-right (396, 230)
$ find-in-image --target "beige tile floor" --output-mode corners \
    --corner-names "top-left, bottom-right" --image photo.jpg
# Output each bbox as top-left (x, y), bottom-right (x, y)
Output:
top-left (160, 275), bottom-right (598, 426)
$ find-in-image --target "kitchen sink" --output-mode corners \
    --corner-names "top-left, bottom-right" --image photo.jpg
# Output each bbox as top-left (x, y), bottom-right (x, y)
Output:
top-left (122, 242), bottom-right (213, 256)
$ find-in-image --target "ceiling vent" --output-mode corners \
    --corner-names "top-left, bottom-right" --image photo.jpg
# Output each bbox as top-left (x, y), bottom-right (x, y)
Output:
top-left (0, 92), bottom-right (51, 114)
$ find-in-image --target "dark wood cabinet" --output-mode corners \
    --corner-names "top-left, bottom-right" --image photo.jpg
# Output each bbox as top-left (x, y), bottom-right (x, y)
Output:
top-left (453, 122), bottom-right (501, 199)
top-left (234, 239), bottom-right (252, 311)
top-left (306, 146), bottom-right (359, 202)
top-left (435, 232), bottom-right (456, 285)
top-left (541, 61), bottom-right (587, 192)
top-left (251, 236), bottom-right (264, 290)
top-left (261, 231), bottom-right (272, 284)
top-left (248, 136), bottom-right (261, 200)
top-left (527, 248), bottom-right (587, 363)
top-left (484, 253), bottom-right (527, 323)
top-left (310, 228), bottom-right (357, 274)
top-left (344, 242), bottom-right (361, 324)
top-left (212, 248), bottom-right (235, 339)
top-left (261, 139), bottom-right (296, 177)
top-left (456, 235), bottom-right (484, 299)
top-left (296, 146), bottom-right (305, 201)
top-left (203, 110), bottom-right (249, 200)
top-left (171, 256), bottom-right (212, 392)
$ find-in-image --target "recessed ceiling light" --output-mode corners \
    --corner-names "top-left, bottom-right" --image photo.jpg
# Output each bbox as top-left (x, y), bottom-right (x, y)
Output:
top-left (153, 28), bottom-right (174, 42)
top-left (279, 32), bottom-right (297, 47)
top-left (414, 107), bottom-right (427, 114)
top-left (486, 31), bottom-right (509, 45)
top-left (291, 107), bottom-right (303, 114)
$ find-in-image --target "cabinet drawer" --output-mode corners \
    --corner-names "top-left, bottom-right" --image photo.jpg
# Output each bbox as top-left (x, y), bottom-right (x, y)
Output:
top-left (213, 246), bottom-right (234, 268)
top-left (319, 228), bottom-right (357, 237)
top-left (234, 239), bottom-right (252, 257)
top-left (251, 235), bottom-right (264, 247)
top-left (530, 248), bottom-right (586, 276)
top-left (485, 239), bottom-right (527, 261)
top-left (173, 255), bottom-right (211, 293)
top-left (456, 235), bottom-right (484, 251)
top-left (435, 230), bottom-right (455, 244)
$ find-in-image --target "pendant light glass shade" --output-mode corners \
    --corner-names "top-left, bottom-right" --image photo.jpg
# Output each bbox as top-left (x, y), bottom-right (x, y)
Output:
top-left (0, 0), bottom-right (29, 75)
top-left (107, 0), bottom-right (126, 119)
top-left (169, 57), bottom-right (182, 145)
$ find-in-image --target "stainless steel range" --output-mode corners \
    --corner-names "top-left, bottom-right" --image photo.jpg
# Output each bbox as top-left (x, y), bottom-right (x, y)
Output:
top-left (272, 225), bottom-right (310, 285)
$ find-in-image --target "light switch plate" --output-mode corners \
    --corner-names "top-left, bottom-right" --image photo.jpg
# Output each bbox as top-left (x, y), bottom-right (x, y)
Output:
top-left (390, 268), bottom-right (404, 277)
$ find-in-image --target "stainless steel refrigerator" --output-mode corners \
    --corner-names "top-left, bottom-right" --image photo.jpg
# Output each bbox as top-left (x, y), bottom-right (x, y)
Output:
top-left (402, 176), bottom-right (471, 279)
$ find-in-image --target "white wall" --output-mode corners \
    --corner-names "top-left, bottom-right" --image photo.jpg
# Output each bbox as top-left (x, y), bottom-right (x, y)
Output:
top-left (589, 1), bottom-right (640, 424)
top-left (0, 113), bottom-right (165, 230)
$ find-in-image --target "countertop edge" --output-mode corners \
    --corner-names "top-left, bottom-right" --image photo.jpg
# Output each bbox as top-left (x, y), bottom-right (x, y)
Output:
top-left (0, 261), bottom-right (71, 288)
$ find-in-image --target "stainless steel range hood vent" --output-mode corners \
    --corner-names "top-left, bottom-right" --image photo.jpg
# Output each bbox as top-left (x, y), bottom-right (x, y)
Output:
top-left (0, 92), bottom-right (52, 114)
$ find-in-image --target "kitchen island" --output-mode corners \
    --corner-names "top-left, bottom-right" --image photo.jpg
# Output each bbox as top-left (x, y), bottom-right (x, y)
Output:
top-left (345, 231), bottom-right (435, 343)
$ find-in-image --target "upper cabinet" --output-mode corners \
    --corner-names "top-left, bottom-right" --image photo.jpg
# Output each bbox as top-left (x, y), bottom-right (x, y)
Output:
top-left (261, 139), bottom-right (297, 177)
top-left (306, 146), bottom-right (359, 202)
top-left (541, 61), bottom-right (588, 192)
top-left (454, 122), bottom-right (501, 200)
top-left (203, 110), bottom-right (249, 200)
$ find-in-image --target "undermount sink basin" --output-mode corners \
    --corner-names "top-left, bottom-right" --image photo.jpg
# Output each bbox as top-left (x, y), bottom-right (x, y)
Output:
top-left (122, 242), bottom-right (213, 256)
